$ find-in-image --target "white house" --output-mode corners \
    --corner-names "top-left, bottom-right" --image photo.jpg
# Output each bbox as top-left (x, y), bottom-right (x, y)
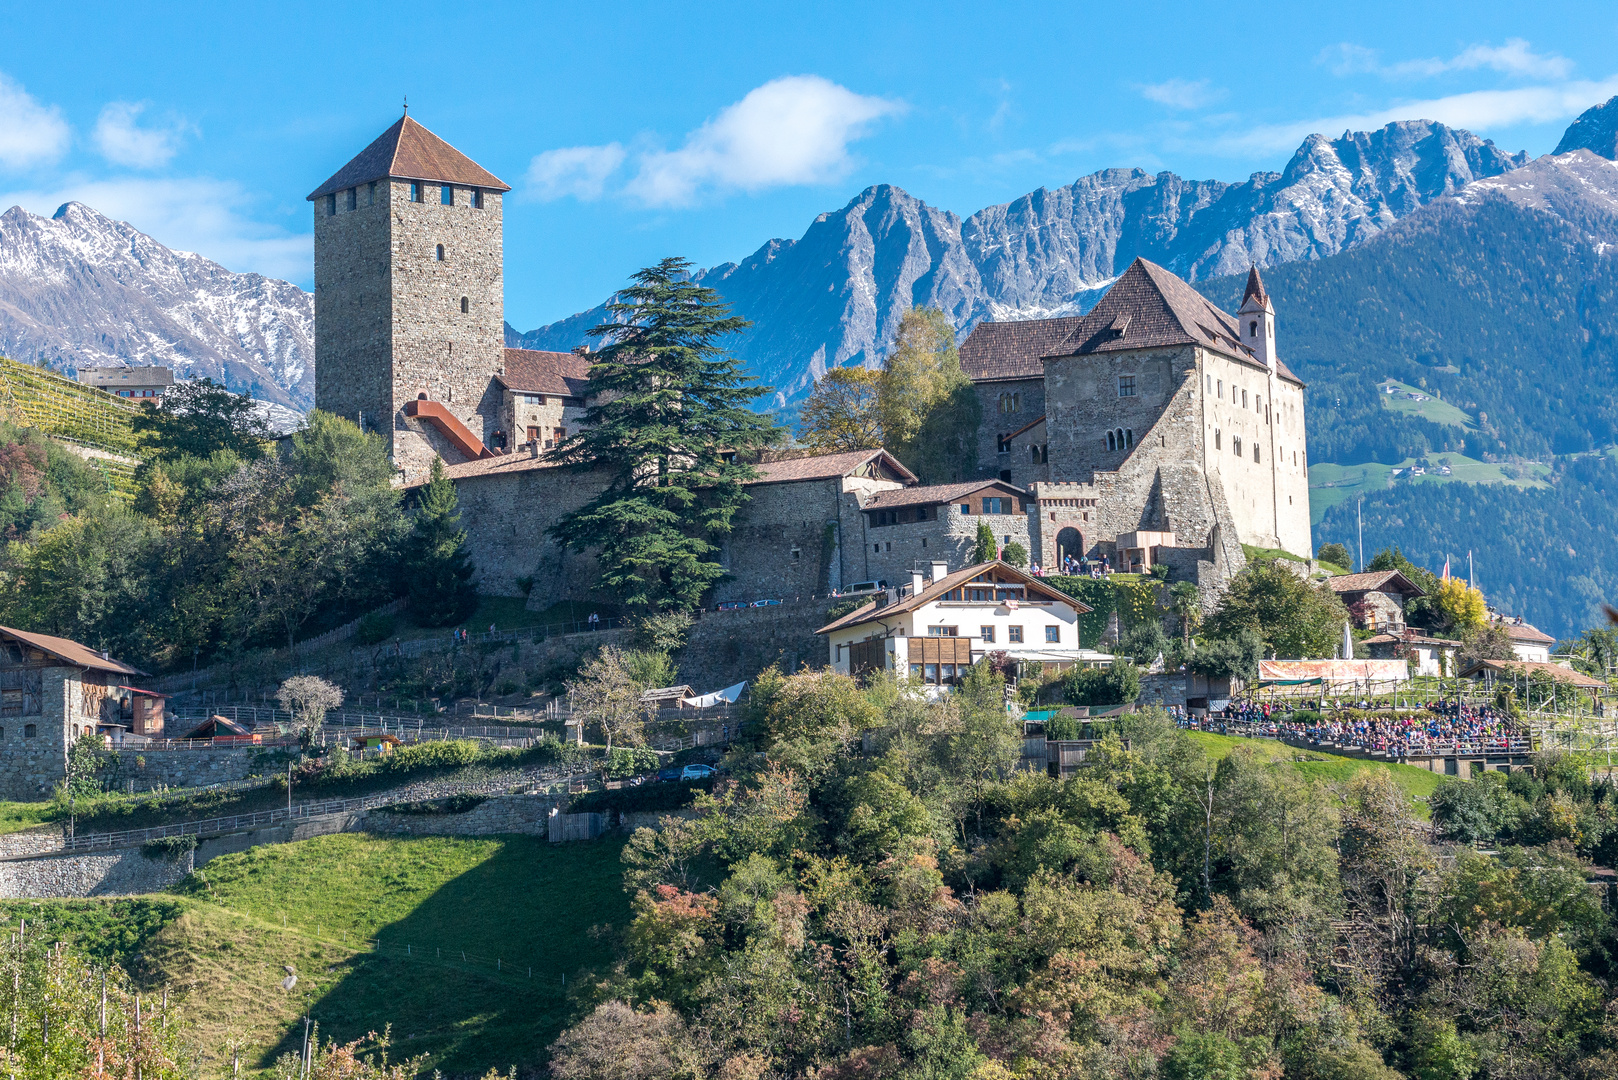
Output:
top-left (817, 560), bottom-right (1095, 688)
top-left (1496, 617), bottom-right (1555, 663)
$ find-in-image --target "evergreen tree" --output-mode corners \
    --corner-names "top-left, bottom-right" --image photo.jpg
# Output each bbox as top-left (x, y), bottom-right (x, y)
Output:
top-left (549, 257), bottom-right (782, 612)
top-left (974, 519), bottom-right (997, 563)
top-left (406, 457), bottom-right (477, 626)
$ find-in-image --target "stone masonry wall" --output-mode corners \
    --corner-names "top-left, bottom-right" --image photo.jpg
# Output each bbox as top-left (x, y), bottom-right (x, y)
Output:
top-left (976, 378), bottom-right (1047, 487)
top-left (102, 746), bottom-right (274, 790)
top-left (364, 793), bottom-right (554, 838)
top-left (676, 600), bottom-right (832, 688)
top-left (850, 502), bottom-right (1032, 587)
top-left (0, 848), bottom-right (195, 899)
top-left (389, 181), bottom-right (507, 478)
top-left (443, 463), bottom-right (608, 607)
top-left (717, 478), bottom-right (845, 604)
top-left (313, 178), bottom-right (394, 442)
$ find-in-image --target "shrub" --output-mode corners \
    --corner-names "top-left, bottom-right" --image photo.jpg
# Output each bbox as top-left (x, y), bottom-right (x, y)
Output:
top-left (383, 793), bottom-right (487, 815)
top-left (621, 649), bottom-right (677, 692)
top-left (141, 835), bottom-right (198, 861)
top-left (1001, 540), bottom-right (1028, 568)
top-left (1062, 662), bottom-right (1142, 708)
top-left (1149, 563), bottom-right (1170, 581)
top-left (634, 610), bottom-right (695, 653)
top-left (570, 778), bottom-right (713, 815)
top-left (355, 611), bottom-right (397, 645)
top-left (1045, 714), bottom-right (1082, 740)
top-left (825, 597), bottom-right (868, 622)
top-left (495, 678), bottom-right (521, 695)
top-left (384, 739), bottom-right (482, 774)
top-left (604, 746), bottom-right (661, 779)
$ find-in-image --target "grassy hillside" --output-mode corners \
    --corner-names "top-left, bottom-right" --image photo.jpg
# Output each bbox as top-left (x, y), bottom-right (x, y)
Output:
top-left (1308, 451), bottom-right (1552, 522)
top-left (5, 833), bottom-right (631, 1076)
top-left (1375, 378), bottom-right (1475, 429)
top-left (1184, 730), bottom-right (1445, 815)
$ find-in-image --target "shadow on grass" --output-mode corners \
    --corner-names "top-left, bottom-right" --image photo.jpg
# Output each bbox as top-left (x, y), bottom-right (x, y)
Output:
top-left (257, 834), bottom-right (630, 1075)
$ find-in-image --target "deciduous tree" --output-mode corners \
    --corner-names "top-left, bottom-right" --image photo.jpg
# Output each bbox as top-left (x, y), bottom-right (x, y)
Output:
top-left (1204, 560), bottom-right (1349, 659)
top-left (799, 366), bottom-right (882, 451)
top-left (877, 308), bottom-right (980, 483)
top-left (131, 377), bottom-right (272, 461)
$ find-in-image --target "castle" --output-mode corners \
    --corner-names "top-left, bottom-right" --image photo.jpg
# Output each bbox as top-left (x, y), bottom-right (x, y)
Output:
top-left (309, 116), bottom-right (1312, 612)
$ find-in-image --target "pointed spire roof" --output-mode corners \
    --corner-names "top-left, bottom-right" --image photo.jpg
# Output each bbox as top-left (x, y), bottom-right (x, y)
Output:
top-left (307, 115), bottom-right (510, 201)
top-left (1241, 265), bottom-right (1268, 307)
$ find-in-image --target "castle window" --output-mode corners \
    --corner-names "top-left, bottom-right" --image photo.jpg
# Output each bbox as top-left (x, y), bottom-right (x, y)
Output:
top-left (460, 296), bottom-right (469, 313)
top-left (1217, 379), bottom-right (1223, 399)
top-left (441, 185), bottom-right (455, 206)
top-left (1242, 389), bottom-right (1248, 408)
top-left (999, 392), bottom-right (1020, 413)
top-left (472, 188), bottom-right (484, 209)
top-left (436, 245), bottom-right (445, 261)
top-left (410, 182), bottom-right (423, 203)
top-left (326, 193), bottom-right (337, 216)
top-left (1250, 321), bottom-right (1257, 337)
top-left (983, 497), bottom-right (1005, 514)
top-left (1253, 444), bottom-right (1260, 463)
top-left (367, 181), bottom-right (377, 205)
top-left (23, 724), bottom-right (35, 738)
top-left (791, 546), bottom-right (801, 561)
top-left (997, 434), bottom-right (1011, 454)
top-left (1107, 431), bottom-right (1116, 451)
top-left (1233, 437), bottom-right (1243, 456)
top-left (527, 426), bottom-right (541, 442)
top-left (1125, 428), bottom-right (1133, 447)
top-left (1206, 374), bottom-right (1211, 394)
top-left (1214, 429), bottom-right (1220, 449)
top-left (916, 506), bottom-right (928, 521)
top-left (346, 188), bottom-right (357, 211)
top-left (1117, 375), bottom-right (1135, 397)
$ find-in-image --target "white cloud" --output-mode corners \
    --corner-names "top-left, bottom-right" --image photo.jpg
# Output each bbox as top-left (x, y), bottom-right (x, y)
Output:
top-left (0, 73), bottom-right (71, 171)
top-left (524, 143), bottom-right (626, 201)
top-left (93, 102), bottom-right (193, 169)
top-left (0, 175), bottom-right (311, 282)
top-left (1195, 76), bottom-right (1618, 157)
top-left (1319, 39), bottom-right (1575, 81)
top-left (624, 76), bottom-right (905, 207)
top-left (1137, 78), bottom-right (1225, 110)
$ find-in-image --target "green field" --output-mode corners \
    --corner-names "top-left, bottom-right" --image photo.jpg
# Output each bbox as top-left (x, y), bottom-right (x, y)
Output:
top-left (1308, 451), bottom-right (1552, 523)
top-left (1184, 730), bottom-right (1447, 815)
top-left (3, 833), bottom-right (631, 1076)
top-left (1376, 378), bottom-right (1476, 429)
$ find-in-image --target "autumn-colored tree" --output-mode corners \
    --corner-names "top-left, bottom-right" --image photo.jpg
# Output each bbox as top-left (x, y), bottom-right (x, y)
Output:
top-left (877, 307), bottom-right (981, 483)
top-left (1431, 577), bottom-right (1487, 634)
top-left (799, 366), bottom-right (882, 451)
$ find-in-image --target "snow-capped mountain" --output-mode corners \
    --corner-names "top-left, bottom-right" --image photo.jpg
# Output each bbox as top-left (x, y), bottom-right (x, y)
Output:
top-left (513, 119), bottom-right (1528, 407)
top-left (0, 202), bottom-right (313, 409)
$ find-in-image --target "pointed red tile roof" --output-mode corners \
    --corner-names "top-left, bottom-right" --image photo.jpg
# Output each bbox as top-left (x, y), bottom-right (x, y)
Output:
top-left (1241, 265), bottom-right (1268, 307)
top-left (307, 115), bottom-right (510, 200)
top-left (1043, 258), bottom-right (1304, 386)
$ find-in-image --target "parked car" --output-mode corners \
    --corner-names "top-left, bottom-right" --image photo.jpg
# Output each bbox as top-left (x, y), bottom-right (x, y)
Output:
top-left (651, 766), bottom-right (682, 783)
top-left (715, 601), bottom-right (748, 611)
top-left (751, 598), bottom-right (782, 608)
top-left (680, 764), bottom-right (717, 780)
top-left (837, 580), bottom-right (887, 596)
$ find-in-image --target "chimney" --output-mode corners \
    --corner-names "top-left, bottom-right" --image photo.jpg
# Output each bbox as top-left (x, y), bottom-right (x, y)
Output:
top-left (529, 441), bottom-right (541, 458)
top-left (910, 570), bottom-right (925, 596)
top-left (930, 560), bottom-right (949, 583)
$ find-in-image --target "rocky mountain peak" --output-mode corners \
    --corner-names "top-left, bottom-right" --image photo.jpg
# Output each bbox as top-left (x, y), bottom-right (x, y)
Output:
top-left (1555, 95), bottom-right (1618, 159)
top-left (0, 203), bottom-right (313, 408)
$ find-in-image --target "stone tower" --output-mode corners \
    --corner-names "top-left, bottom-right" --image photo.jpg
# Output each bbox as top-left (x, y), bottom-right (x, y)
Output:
top-left (308, 114), bottom-right (511, 477)
top-left (1236, 265), bottom-right (1276, 369)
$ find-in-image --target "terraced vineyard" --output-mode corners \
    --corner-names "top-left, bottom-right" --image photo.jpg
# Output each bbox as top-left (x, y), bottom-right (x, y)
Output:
top-left (0, 355), bottom-right (144, 499)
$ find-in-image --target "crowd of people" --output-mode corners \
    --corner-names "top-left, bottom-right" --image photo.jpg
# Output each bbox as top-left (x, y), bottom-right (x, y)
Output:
top-left (1182, 697), bottom-right (1530, 758)
top-left (1028, 555), bottom-right (1114, 578)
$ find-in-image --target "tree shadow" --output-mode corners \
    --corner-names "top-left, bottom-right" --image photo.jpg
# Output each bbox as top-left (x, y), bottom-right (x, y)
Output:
top-left (258, 834), bottom-right (629, 1075)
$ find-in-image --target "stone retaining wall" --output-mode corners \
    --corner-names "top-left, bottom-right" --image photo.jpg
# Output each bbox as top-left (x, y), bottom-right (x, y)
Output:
top-left (0, 847), bottom-right (195, 899)
top-left (365, 794), bottom-right (555, 838)
top-left (676, 601), bottom-right (829, 690)
top-left (103, 746), bottom-right (280, 790)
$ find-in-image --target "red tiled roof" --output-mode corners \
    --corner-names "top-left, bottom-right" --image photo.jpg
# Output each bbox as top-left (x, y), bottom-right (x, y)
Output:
top-left (1460, 659), bottom-right (1606, 688)
top-left (1500, 621), bottom-right (1556, 644)
top-left (413, 446), bottom-right (918, 490)
top-left (750, 448), bottom-right (917, 486)
top-left (816, 560), bottom-right (1091, 635)
top-left (1364, 632), bottom-right (1461, 647)
top-left (497, 349), bottom-right (592, 398)
top-left (308, 115), bottom-right (510, 200)
top-left (861, 479), bottom-right (1027, 510)
top-left (1326, 570), bottom-right (1425, 598)
top-left (1241, 265), bottom-right (1268, 307)
top-left (1046, 259), bottom-right (1305, 387)
top-left (0, 625), bottom-right (145, 676)
top-left (959, 317), bottom-right (1086, 382)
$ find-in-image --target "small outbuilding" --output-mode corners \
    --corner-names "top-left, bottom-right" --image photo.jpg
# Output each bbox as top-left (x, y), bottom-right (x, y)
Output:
top-left (1326, 571), bottom-right (1425, 634)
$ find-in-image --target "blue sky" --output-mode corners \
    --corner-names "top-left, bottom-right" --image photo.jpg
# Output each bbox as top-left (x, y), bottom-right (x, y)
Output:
top-left (3, 1), bottom-right (1617, 330)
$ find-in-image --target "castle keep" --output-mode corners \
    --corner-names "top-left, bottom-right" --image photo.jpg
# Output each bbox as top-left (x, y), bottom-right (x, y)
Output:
top-left (310, 118), bottom-right (1312, 611)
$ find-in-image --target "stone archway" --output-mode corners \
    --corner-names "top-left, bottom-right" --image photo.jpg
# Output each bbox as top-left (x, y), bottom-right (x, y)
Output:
top-left (1055, 527), bottom-right (1084, 570)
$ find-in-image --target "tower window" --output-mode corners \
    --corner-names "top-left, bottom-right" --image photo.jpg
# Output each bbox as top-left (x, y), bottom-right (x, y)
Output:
top-left (1107, 431), bottom-right (1116, 451)
top-left (1241, 389), bottom-right (1248, 408)
top-left (345, 188), bottom-right (356, 211)
top-left (472, 189), bottom-right (484, 209)
top-left (999, 391), bottom-right (1020, 413)
top-left (1253, 444), bottom-right (1261, 463)
top-left (1233, 437), bottom-right (1242, 456)
top-left (441, 185), bottom-right (455, 206)
top-left (1214, 428), bottom-right (1221, 449)
top-left (410, 182), bottom-right (423, 203)
top-left (435, 245), bottom-right (445, 261)
top-left (326, 193), bottom-right (336, 216)
top-left (1250, 321), bottom-right (1257, 337)
top-left (1117, 375), bottom-right (1135, 397)
top-left (1217, 379), bottom-right (1223, 399)
top-left (460, 296), bottom-right (470, 314)
top-left (997, 434), bottom-right (1011, 454)
top-left (367, 181), bottom-right (377, 205)
top-left (1125, 428), bottom-right (1133, 447)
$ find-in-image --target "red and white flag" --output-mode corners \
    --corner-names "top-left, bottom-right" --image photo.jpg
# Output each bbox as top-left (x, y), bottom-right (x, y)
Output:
top-left (1441, 557), bottom-right (1450, 580)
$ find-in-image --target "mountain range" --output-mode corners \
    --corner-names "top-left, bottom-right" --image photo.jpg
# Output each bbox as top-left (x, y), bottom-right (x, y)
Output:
top-left (514, 118), bottom-right (1530, 406)
top-left (0, 202), bottom-right (313, 409)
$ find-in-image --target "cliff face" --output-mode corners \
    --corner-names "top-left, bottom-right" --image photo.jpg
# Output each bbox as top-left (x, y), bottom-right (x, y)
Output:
top-left (514, 119), bottom-right (1527, 407)
top-left (0, 202), bottom-right (313, 408)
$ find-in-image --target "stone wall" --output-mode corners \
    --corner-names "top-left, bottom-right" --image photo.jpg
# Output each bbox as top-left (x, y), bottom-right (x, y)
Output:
top-left (676, 600), bottom-right (833, 688)
top-left (717, 477), bottom-right (846, 604)
top-left (103, 746), bottom-right (278, 790)
top-left (0, 847), bottom-right (195, 899)
top-left (365, 794), bottom-right (553, 837)
top-left (313, 178), bottom-right (394, 445)
top-left (976, 378), bottom-right (1047, 488)
top-left (844, 500), bottom-right (1032, 588)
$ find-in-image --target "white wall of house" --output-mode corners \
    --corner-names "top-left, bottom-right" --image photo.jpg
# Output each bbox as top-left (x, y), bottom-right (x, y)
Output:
top-left (1511, 641), bottom-right (1551, 664)
top-left (827, 593), bottom-right (1082, 677)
